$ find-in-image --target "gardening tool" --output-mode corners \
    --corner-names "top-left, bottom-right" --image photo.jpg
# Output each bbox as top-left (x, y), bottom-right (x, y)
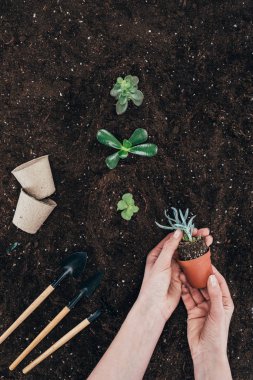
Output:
top-left (22, 310), bottom-right (101, 374)
top-left (0, 252), bottom-right (87, 344)
top-left (10, 271), bottom-right (103, 370)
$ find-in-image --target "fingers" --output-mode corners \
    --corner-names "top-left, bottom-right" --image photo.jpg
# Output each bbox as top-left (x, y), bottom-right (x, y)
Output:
top-left (205, 235), bottom-right (213, 247)
top-left (146, 233), bottom-right (173, 267)
top-left (180, 272), bottom-right (205, 304)
top-left (181, 284), bottom-right (196, 311)
top-left (207, 274), bottom-right (224, 319)
top-left (188, 285), bottom-right (205, 304)
top-left (211, 265), bottom-right (234, 312)
top-left (193, 228), bottom-right (210, 237)
top-left (155, 229), bottom-right (183, 271)
top-left (200, 288), bottom-right (210, 301)
top-left (193, 227), bottom-right (213, 247)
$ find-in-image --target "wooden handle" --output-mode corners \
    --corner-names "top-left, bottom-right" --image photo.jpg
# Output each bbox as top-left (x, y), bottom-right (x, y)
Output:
top-left (9, 306), bottom-right (70, 370)
top-left (0, 285), bottom-right (54, 345)
top-left (23, 318), bottom-right (90, 374)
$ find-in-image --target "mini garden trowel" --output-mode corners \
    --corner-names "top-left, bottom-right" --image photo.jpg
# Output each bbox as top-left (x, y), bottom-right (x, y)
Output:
top-left (0, 252), bottom-right (87, 345)
top-left (9, 271), bottom-right (103, 370)
top-left (23, 309), bottom-right (101, 374)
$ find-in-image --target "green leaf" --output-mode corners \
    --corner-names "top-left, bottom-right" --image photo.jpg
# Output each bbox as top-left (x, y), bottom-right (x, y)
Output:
top-left (122, 193), bottom-right (133, 203)
top-left (122, 193), bottom-right (134, 209)
top-left (105, 152), bottom-right (120, 169)
top-left (124, 79), bottom-right (131, 89)
top-left (132, 205), bottom-right (139, 213)
top-left (121, 210), bottom-right (132, 221)
top-left (129, 143), bottom-right (158, 157)
top-left (130, 91), bottom-right (144, 106)
top-left (116, 100), bottom-right (128, 115)
top-left (110, 87), bottom-right (120, 97)
top-left (128, 205), bottom-right (135, 213)
top-left (117, 200), bottom-right (127, 211)
top-left (122, 139), bottom-right (132, 149)
top-left (119, 150), bottom-right (128, 158)
top-left (128, 128), bottom-right (148, 145)
top-left (97, 129), bottom-right (122, 149)
top-left (119, 94), bottom-right (128, 105)
top-left (117, 77), bottom-right (124, 84)
top-left (129, 87), bottom-right (138, 94)
top-left (6, 242), bottom-right (20, 254)
top-left (125, 208), bottom-right (134, 217)
top-left (131, 76), bottom-right (139, 85)
top-left (125, 75), bottom-right (133, 82)
top-left (130, 90), bottom-right (144, 106)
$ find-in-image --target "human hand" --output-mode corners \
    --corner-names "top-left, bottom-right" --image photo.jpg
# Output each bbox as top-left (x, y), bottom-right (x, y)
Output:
top-left (137, 228), bottom-right (212, 322)
top-left (181, 265), bottom-right (234, 379)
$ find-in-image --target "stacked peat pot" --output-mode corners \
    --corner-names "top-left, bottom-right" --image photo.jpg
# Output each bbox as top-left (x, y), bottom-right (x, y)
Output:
top-left (12, 155), bottom-right (57, 234)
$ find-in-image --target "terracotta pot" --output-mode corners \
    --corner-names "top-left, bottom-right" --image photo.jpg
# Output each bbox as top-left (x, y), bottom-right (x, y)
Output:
top-left (178, 250), bottom-right (213, 288)
top-left (13, 189), bottom-right (57, 234)
top-left (12, 155), bottom-right (55, 200)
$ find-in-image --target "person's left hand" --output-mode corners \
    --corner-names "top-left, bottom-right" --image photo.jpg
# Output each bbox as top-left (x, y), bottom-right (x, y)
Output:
top-left (137, 228), bottom-right (213, 322)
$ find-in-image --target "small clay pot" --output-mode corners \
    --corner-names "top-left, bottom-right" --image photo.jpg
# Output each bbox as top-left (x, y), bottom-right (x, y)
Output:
top-left (13, 189), bottom-right (57, 234)
top-left (12, 155), bottom-right (55, 200)
top-left (177, 238), bottom-right (213, 288)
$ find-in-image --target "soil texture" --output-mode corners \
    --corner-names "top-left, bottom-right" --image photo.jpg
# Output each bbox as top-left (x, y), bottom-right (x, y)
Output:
top-left (0, 1), bottom-right (252, 379)
top-left (178, 237), bottom-right (208, 260)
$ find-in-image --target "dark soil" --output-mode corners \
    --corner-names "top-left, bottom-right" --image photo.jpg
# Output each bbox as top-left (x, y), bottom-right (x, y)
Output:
top-left (0, 0), bottom-right (252, 379)
top-left (178, 237), bottom-right (208, 260)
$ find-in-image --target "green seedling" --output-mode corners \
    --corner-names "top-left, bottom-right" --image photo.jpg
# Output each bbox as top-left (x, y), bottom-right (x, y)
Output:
top-left (97, 128), bottom-right (158, 169)
top-left (110, 75), bottom-right (144, 115)
top-left (156, 208), bottom-right (198, 242)
top-left (117, 193), bottom-right (139, 221)
top-left (6, 242), bottom-right (20, 254)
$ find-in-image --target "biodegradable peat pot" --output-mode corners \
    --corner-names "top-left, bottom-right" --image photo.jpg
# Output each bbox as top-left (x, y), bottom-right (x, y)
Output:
top-left (177, 238), bottom-right (213, 289)
top-left (12, 155), bottom-right (55, 200)
top-left (13, 189), bottom-right (57, 234)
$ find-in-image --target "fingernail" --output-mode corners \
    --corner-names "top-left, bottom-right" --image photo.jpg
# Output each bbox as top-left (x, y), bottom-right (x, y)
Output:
top-left (210, 275), bottom-right (217, 287)
top-left (173, 229), bottom-right (181, 238)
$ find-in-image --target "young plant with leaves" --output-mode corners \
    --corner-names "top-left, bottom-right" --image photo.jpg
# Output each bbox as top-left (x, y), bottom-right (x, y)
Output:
top-left (117, 193), bottom-right (139, 221)
top-left (97, 128), bottom-right (158, 169)
top-left (110, 75), bottom-right (144, 115)
top-left (155, 208), bottom-right (197, 242)
top-left (156, 207), bottom-right (213, 289)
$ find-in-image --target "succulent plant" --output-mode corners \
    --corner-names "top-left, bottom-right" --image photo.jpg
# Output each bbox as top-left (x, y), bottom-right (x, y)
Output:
top-left (97, 128), bottom-right (158, 169)
top-left (110, 75), bottom-right (144, 115)
top-left (117, 193), bottom-right (139, 221)
top-left (155, 208), bottom-right (197, 242)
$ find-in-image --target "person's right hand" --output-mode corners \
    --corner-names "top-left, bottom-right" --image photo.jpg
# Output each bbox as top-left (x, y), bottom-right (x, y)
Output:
top-left (180, 266), bottom-right (234, 379)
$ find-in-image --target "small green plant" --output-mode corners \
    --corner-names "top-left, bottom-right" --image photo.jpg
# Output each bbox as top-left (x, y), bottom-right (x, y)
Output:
top-left (6, 242), bottom-right (20, 254)
top-left (156, 208), bottom-right (197, 242)
top-left (110, 75), bottom-right (144, 115)
top-left (117, 193), bottom-right (139, 221)
top-left (97, 128), bottom-right (158, 169)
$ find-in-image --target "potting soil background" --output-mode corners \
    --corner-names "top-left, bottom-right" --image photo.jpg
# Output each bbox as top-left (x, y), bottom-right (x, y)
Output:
top-left (0, 1), bottom-right (252, 379)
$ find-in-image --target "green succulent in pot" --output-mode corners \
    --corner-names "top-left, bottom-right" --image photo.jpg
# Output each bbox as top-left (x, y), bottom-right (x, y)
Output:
top-left (110, 75), bottom-right (144, 115)
top-left (156, 208), bottom-right (197, 243)
top-left (156, 207), bottom-right (213, 289)
top-left (97, 128), bottom-right (158, 169)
